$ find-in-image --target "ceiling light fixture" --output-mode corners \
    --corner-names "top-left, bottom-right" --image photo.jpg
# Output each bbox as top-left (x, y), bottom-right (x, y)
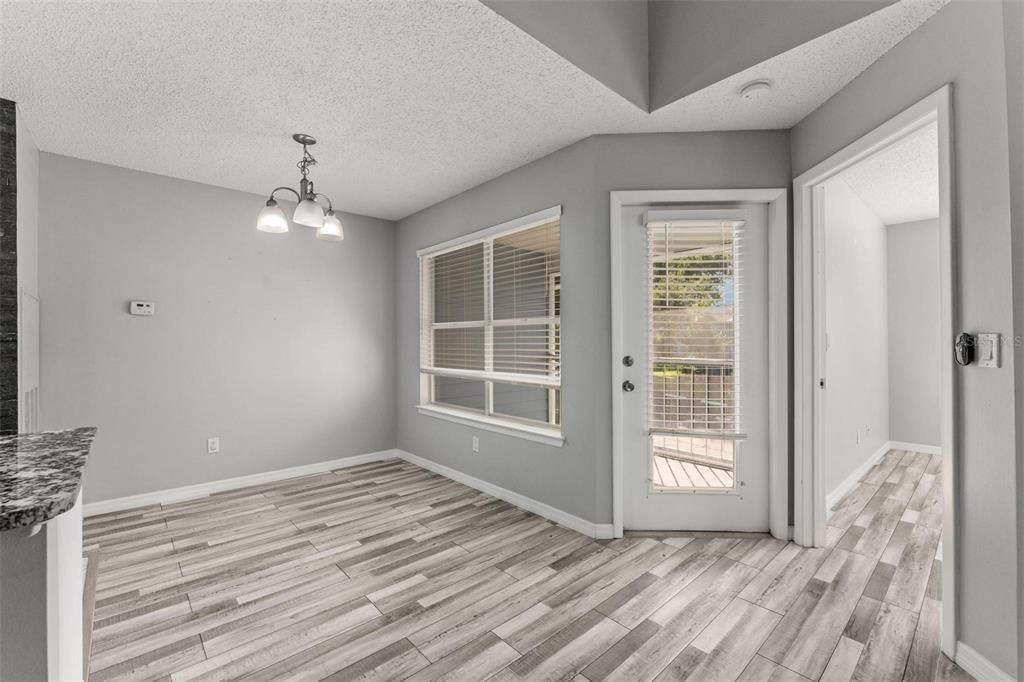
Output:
top-left (257, 134), bottom-right (344, 241)
top-left (738, 79), bottom-right (773, 100)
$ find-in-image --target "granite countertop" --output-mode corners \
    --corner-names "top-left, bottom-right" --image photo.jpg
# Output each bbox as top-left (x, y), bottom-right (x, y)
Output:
top-left (0, 427), bottom-right (96, 532)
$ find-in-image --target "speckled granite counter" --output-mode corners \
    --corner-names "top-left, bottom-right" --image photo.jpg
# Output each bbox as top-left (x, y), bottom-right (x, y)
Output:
top-left (0, 427), bottom-right (96, 531)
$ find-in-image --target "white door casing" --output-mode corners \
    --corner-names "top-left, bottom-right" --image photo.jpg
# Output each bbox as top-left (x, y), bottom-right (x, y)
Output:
top-left (792, 85), bottom-right (956, 655)
top-left (610, 189), bottom-right (788, 539)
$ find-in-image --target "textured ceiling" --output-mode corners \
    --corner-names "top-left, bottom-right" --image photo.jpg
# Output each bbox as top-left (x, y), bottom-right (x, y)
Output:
top-left (842, 123), bottom-right (939, 225)
top-left (0, 1), bottom-right (944, 220)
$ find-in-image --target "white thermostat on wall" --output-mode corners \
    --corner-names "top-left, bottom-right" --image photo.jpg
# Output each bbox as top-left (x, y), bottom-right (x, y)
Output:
top-left (130, 301), bottom-right (155, 316)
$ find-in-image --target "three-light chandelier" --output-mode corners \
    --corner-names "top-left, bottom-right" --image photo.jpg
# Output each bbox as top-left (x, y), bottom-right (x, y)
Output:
top-left (256, 134), bottom-right (344, 241)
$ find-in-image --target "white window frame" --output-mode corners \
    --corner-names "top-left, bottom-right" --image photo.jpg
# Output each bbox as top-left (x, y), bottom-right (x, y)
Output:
top-left (417, 205), bottom-right (564, 447)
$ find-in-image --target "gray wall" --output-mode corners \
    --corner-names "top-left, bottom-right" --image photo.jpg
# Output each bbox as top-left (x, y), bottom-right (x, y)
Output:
top-left (396, 131), bottom-right (790, 525)
top-left (39, 155), bottom-right (397, 503)
top-left (887, 219), bottom-right (941, 447)
top-left (0, 529), bottom-right (48, 682)
top-left (791, 0), bottom-right (1019, 672)
top-left (1002, 0), bottom-right (1024, 674)
top-left (823, 179), bottom-right (890, 495)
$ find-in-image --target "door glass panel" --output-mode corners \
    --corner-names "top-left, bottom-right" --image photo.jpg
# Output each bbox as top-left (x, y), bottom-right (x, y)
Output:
top-left (647, 220), bottom-right (742, 491)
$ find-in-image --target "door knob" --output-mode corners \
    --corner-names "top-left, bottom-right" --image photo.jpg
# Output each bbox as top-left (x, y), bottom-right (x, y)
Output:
top-left (622, 380), bottom-right (635, 392)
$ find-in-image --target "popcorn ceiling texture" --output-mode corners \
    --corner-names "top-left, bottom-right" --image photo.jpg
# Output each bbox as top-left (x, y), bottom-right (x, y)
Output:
top-left (0, 0), bottom-right (944, 220)
top-left (841, 124), bottom-right (940, 226)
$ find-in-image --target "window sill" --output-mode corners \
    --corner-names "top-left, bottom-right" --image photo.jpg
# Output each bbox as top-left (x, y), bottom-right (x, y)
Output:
top-left (416, 405), bottom-right (565, 448)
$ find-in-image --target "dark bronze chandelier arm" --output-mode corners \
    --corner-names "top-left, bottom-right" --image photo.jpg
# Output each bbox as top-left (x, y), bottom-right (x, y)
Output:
top-left (268, 186), bottom-right (301, 202)
top-left (313, 193), bottom-right (334, 212)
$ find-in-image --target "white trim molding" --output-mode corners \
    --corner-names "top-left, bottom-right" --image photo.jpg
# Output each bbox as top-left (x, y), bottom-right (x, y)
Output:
top-left (417, 405), bottom-right (565, 447)
top-left (955, 642), bottom-right (1016, 682)
top-left (83, 450), bottom-right (394, 516)
top-left (83, 448), bottom-right (613, 540)
top-left (792, 84), bottom-right (957, 656)
top-left (826, 440), bottom-right (893, 512)
top-left (610, 188), bottom-right (789, 541)
top-left (396, 449), bottom-right (613, 539)
top-left (416, 204), bottom-right (561, 258)
top-left (888, 440), bottom-right (943, 456)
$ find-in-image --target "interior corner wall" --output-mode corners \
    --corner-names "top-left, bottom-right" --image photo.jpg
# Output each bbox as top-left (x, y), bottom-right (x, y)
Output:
top-left (887, 218), bottom-right (941, 447)
top-left (395, 130), bottom-right (791, 526)
top-left (1002, 0), bottom-right (1024, 674)
top-left (38, 154), bottom-right (398, 503)
top-left (822, 178), bottom-right (890, 495)
top-left (790, 0), bottom-right (1019, 673)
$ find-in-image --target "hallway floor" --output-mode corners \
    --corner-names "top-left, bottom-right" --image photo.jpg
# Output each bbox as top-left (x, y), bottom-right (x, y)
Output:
top-left (82, 449), bottom-right (971, 681)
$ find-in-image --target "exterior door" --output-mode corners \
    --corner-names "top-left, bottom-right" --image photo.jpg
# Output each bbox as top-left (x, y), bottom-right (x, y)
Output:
top-left (621, 205), bottom-right (769, 531)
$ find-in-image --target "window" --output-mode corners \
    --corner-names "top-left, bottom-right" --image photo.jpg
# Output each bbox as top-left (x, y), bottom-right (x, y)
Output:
top-left (419, 207), bottom-right (562, 443)
top-left (646, 219), bottom-right (743, 490)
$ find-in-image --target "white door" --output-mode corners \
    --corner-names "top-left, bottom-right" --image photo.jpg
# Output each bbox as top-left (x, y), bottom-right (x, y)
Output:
top-left (621, 205), bottom-right (769, 531)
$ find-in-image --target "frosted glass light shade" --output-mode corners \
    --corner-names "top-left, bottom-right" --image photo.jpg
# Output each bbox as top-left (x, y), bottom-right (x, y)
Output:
top-left (293, 198), bottom-right (325, 227)
top-left (317, 212), bottom-right (345, 241)
top-left (256, 201), bottom-right (288, 233)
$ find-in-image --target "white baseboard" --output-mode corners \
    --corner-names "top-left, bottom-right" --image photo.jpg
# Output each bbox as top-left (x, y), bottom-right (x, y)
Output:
top-left (395, 449), bottom-right (614, 539)
top-left (955, 642), bottom-right (1015, 682)
top-left (83, 450), bottom-right (394, 516)
top-left (889, 440), bottom-right (942, 456)
top-left (826, 440), bottom-right (893, 512)
top-left (83, 448), bottom-right (615, 540)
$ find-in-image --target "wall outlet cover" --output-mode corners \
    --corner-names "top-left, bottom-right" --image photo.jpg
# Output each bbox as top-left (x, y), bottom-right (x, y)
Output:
top-left (207, 437), bottom-right (220, 454)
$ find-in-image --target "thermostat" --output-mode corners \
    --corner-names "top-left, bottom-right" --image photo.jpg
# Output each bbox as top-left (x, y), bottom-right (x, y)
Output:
top-left (130, 301), bottom-right (155, 316)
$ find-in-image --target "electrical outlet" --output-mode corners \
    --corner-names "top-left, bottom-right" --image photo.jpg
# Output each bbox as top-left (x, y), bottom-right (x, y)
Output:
top-left (472, 436), bottom-right (480, 453)
top-left (207, 437), bottom-right (220, 454)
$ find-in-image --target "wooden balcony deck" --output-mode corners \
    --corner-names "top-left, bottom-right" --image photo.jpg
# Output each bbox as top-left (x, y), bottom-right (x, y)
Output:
top-left (651, 435), bottom-right (735, 490)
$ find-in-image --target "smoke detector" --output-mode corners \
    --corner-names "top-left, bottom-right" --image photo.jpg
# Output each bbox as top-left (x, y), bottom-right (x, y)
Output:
top-left (739, 79), bottom-right (773, 100)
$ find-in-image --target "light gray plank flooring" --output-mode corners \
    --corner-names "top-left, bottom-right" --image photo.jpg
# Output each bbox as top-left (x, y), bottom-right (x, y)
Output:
top-left (83, 451), bottom-right (972, 681)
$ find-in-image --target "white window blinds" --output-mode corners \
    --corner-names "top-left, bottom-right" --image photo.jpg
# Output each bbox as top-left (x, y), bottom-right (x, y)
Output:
top-left (646, 220), bottom-right (743, 438)
top-left (420, 210), bottom-right (561, 432)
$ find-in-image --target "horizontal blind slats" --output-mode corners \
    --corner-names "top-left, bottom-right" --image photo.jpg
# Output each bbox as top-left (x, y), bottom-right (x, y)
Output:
top-left (647, 221), bottom-right (741, 437)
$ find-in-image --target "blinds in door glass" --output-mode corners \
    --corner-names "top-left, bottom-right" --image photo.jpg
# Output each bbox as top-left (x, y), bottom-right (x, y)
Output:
top-left (647, 220), bottom-right (743, 437)
top-left (420, 217), bottom-right (561, 429)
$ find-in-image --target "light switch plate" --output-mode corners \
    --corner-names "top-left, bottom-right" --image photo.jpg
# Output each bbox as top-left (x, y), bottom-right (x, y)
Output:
top-left (976, 333), bottom-right (1001, 368)
top-left (130, 301), bottom-right (155, 316)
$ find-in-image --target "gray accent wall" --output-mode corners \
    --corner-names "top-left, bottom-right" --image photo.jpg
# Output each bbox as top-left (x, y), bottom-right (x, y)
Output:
top-left (887, 219), bottom-right (941, 447)
top-left (39, 154), bottom-right (398, 503)
top-left (396, 131), bottom-right (790, 525)
top-left (791, 0), bottom-right (1019, 673)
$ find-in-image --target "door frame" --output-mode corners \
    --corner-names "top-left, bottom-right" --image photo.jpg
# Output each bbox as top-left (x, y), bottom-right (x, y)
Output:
top-left (792, 85), bottom-right (957, 654)
top-left (610, 188), bottom-right (789, 540)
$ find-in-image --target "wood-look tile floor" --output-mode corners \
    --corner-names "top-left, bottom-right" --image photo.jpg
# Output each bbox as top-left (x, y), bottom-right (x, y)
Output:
top-left (84, 451), bottom-right (974, 682)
